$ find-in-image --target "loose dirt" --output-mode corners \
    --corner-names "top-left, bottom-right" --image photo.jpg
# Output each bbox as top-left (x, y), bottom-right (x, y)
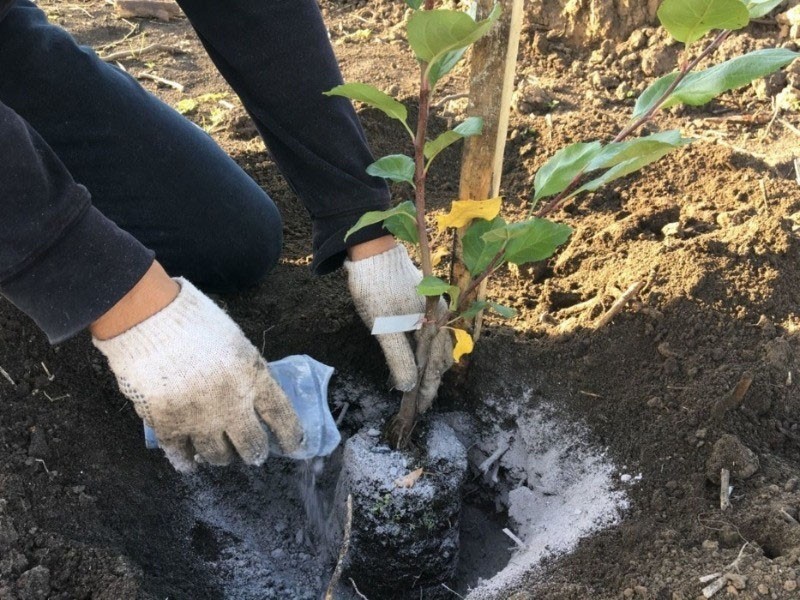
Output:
top-left (2, 1), bottom-right (800, 598)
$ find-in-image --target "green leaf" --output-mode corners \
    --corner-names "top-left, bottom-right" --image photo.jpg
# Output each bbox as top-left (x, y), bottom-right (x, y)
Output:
top-left (405, 0), bottom-right (423, 9)
top-left (459, 300), bottom-right (516, 320)
top-left (632, 72), bottom-right (681, 119)
top-left (417, 276), bottom-right (451, 296)
top-left (461, 300), bottom-right (488, 320)
top-left (586, 131), bottom-right (689, 170)
top-left (575, 133), bottom-right (692, 196)
top-left (424, 117), bottom-right (484, 164)
top-left (488, 302), bottom-right (517, 318)
top-left (344, 201), bottom-right (418, 243)
top-left (384, 201), bottom-right (420, 245)
top-left (533, 141), bottom-right (603, 202)
top-left (462, 217), bottom-right (506, 276)
top-left (657, 0), bottom-right (750, 44)
top-left (367, 155), bottom-right (416, 185)
top-left (324, 83), bottom-right (408, 124)
top-left (407, 5), bottom-right (502, 85)
top-left (634, 48), bottom-right (800, 118)
top-left (502, 219), bottom-right (573, 266)
top-left (416, 276), bottom-right (460, 310)
top-left (746, 0), bottom-right (786, 18)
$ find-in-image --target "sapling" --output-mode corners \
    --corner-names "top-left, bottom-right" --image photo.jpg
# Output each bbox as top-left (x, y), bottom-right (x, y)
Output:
top-left (326, 0), bottom-right (797, 448)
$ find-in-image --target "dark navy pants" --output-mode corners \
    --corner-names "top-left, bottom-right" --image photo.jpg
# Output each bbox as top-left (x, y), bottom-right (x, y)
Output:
top-left (0, 0), bottom-right (389, 342)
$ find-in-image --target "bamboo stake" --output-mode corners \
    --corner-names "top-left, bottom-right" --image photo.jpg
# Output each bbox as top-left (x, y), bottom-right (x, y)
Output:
top-left (452, 0), bottom-right (524, 341)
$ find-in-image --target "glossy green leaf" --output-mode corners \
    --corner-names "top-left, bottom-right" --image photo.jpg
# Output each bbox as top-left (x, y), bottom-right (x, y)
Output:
top-left (416, 276), bottom-right (460, 310)
top-left (586, 131), bottom-right (689, 170)
top-left (344, 201), bottom-right (418, 244)
top-left (367, 154), bottom-right (416, 185)
top-left (407, 5), bottom-right (502, 84)
top-left (424, 117), bottom-right (484, 164)
top-left (501, 219), bottom-right (573, 266)
top-left (462, 217), bottom-right (506, 276)
top-left (533, 141), bottom-right (603, 202)
top-left (405, 0), bottom-right (423, 9)
top-left (746, 0), bottom-right (786, 18)
top-left (488, 302), bottom-right (517, 318)
top-left (384, 201), bottom-right (420, 245)
top-left (657, 0), bottom-right (750, 44)
top-left (460, 300), bottom-right (516, 320)
top-left (324, 83), bottom-right (408, 124)
top-left (634, 48), bottom-right (799, 118)
top-left (460, 300), bottom-right (488, 320)
top-left (417, 276), bottom-right (451, 296)
top-left (632, 72), bottom-right (681, 119)
top-left (575, 135), bottom-right (691, 196)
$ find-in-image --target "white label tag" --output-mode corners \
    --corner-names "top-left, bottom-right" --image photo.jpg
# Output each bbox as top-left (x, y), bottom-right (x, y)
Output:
top-left (371, 313), bottom-right (425, 335)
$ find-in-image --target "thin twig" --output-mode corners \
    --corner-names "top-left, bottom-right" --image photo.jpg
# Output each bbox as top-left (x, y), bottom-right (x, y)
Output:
top-left (478, 439), bottom-right (510, 474)
top-left (137, 72), bottom-right (185, 92)
top-left (335, 402), bottom-right (350, 426)
top-left (720, 468), bottom-right (731, 511)
top-left (441, 583), bottom-right (466, 598)
top-left (502, 527), bottom-right (525, 548)
top-left (100, 43), bottom-right (183, 62)
top-left (431, 92), bottom-right (469, 110)
top-left (350, 578), bottom-right (369, 600)
top-left (0, 366), bottom-right (16, 386)
top-left (781, 119), bottom-right (800, 138)
top-left (595, 281), bottom-right (645, 328)
top-left (325, 494), bottom-right (353, 600)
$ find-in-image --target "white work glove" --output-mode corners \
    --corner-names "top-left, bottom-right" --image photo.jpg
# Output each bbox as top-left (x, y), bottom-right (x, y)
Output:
top-left (345, 245), bottom-right (454, 412)
top-left (93, 278), bottom-right (303, 472)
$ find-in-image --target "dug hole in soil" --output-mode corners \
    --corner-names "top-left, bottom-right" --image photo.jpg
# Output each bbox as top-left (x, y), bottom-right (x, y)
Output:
top-left (2, 0), bottom-right (800, 598)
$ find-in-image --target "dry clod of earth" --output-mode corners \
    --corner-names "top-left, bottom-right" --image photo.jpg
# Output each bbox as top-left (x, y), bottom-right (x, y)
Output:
top-left (706, 434), bottom-right (761, 483)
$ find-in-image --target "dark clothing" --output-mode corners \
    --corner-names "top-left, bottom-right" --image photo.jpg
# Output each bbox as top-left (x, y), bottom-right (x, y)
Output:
top-left (0, 0), bottom-right (390, 343)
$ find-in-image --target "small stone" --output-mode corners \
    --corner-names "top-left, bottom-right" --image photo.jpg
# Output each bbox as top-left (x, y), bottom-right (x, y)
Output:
top-left (785, 477), bottom-right (798, 492)
top-left (647, 396), bottom-right (663, 409)
top-left (16, 566), bottom-right (50, 600)
top-left (702, 539), bottom-right (719, 551)
top-left (784, 580), bottom-right (798, 592)
top-left (627, 29), bottom-right (648, 51)
top-left (662, 222), bottom-right (682, 237)
top-left (725, 584), bottom-right (738, 595)
top-left (366, 428), bottom-right (381, 438)
top-left (634, 585), bottom-right (648, 597)
top-left (728, 573), bottom-right (746, 590)
top-left (623, 588), bottom-right (635, 598)
top-left (695, 428), bottom-right (707, 440)
top-left (512, 80), bottom-right (554, 115)
top-left (270, 548), bottom-right (285, 559)
top-left (705, 435), bottom-right (760, 483)
top-left (757, 583), bottom-right (769, 595)
top-left (776, 86), bottom-right (800, 112)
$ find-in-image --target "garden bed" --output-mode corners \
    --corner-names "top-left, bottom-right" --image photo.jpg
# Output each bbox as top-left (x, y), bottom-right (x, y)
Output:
top-left (1, 1), bottom-right (800, 598)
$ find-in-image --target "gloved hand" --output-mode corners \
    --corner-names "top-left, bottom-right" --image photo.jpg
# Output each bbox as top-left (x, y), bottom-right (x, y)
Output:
top-left (93, 278), bottom-right (303, 472)
top-left (345, 245), bottom-right (454, 412)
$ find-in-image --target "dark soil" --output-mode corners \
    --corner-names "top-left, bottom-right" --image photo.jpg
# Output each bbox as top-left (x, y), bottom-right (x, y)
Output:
top-left (2, 1), bottom-right (800, 598)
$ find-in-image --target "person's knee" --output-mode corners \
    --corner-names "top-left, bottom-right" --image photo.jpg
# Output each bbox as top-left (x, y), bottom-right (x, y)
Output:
top-left (200, 200), bottom-right (283, 293)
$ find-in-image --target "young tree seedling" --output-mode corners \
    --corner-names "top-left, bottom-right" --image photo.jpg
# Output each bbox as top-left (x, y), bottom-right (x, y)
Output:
top-left (327, 0), bottom-right (797, 448)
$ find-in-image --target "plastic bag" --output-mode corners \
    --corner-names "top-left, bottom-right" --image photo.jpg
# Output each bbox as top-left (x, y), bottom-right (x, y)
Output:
top-left (143, 355), bottom-right (340, 460)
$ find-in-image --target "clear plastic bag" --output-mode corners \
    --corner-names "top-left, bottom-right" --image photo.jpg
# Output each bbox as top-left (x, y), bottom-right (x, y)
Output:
top-left (143, 355), bottom-right (340, 460)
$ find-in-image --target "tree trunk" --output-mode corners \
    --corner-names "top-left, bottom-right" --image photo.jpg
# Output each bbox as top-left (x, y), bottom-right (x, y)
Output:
top-left (530, 0), bottom-right (660, 45)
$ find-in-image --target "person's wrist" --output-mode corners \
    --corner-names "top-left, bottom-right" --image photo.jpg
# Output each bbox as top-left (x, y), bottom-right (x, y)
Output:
top-left (89, 261), bottom-right (180, 340)
top-left (347, 235), bottom-right (396, 261)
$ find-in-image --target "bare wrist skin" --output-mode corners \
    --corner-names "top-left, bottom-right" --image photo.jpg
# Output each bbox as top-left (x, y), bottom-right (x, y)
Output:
top-left (90, 261), bottom-right (180, 340)
top-left (347, 235), bottom-right (396, 261)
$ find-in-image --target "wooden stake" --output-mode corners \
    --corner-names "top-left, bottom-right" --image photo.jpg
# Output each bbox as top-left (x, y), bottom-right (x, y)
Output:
top-left (452, 0), bottom-right (524, 340)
